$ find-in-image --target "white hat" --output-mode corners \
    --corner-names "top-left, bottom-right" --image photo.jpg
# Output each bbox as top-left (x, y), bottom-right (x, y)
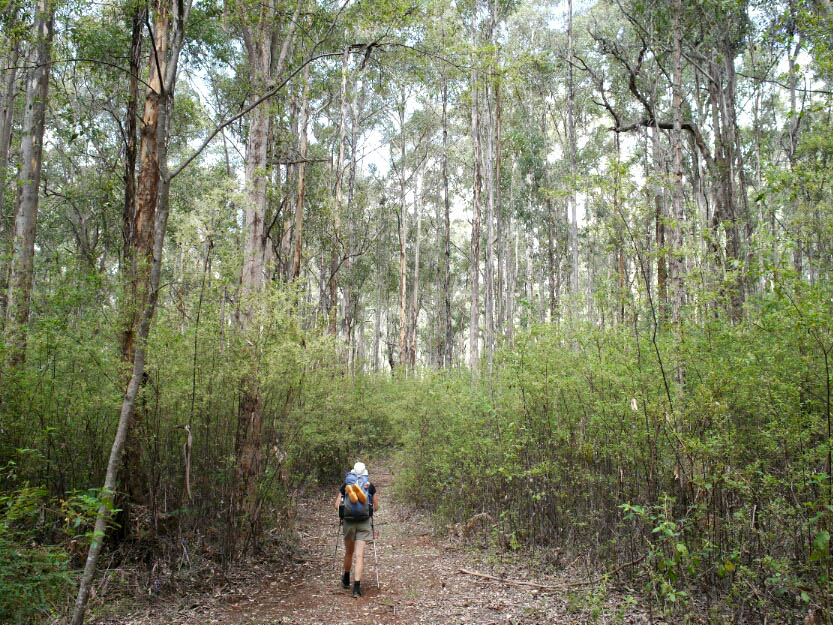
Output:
top-left (353, 461), bottom-right (368, 476)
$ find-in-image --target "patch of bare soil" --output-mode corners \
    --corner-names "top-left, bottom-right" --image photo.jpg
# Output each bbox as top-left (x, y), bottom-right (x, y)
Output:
top-left (87, 464), bottom-right (656, 624)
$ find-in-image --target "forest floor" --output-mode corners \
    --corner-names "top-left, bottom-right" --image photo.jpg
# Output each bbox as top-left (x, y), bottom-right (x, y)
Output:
top-left (87, 463), bottom-right (659, 625)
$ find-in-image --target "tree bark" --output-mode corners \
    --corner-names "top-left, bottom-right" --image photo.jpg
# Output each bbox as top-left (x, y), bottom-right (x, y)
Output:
top-left (118, 1), bottom-right (148, 512)
top-left (373, 201), bottom-right (385, 371)
top-left (651, 125), bottom-right (667, 321)
top-left (495, 80), bottom-right (504, 338)
top-left (0, 39), bottom-right (19, 320)
top-left (567, 0), bottom-right (578, 297)
top-left (786, 12), bottom-right (802, 278)
top-left (707, 54), bottom-right (743, 322)
top-left (670, 0), bottom-right (684, 324)
top-left (4, 0), bottom-right (54, 366)
top-left (484, 0), bottom-right (497, 371)
top-left (329, 45), bottom-right (349, 337)
top-left (397, 97), bottom-right (408, 369)
top-left (292, 63), bottom-right (310, 281)
top-left (72, 1), bottom-right (191, 620)
top-left (441, 29), bottom-right (452, 367)
top-left (469, 18), bottom-right (482, 371)
top-left (235, 0), bottom-right (298, 547)
top-left (343, 67), bottom-right (366, 362)
top-left (408, 170), bottom-right (422, 370)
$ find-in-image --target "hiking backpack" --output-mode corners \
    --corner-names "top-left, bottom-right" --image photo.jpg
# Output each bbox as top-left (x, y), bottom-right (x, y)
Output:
top-left (341, 471), bottom-right (372, 521)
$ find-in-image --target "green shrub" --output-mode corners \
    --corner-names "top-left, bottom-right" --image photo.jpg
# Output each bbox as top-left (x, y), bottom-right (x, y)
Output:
top-left (0, 482), bottom-right (75, 624)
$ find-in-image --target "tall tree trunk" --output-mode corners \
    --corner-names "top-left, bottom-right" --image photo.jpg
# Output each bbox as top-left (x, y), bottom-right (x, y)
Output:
top-left (441, 27), bottom-right (452, 368)
top-left (651, 125), bottom-right (667, 321)
top-left (707, 56), bottom-right (743, 322)
top-left (292, 63), bottom-right (310, 282)
top-left (343, 68), bottom-right (367, 367)
top-left (329, 45), bottom-right (349, 337)
top-left (483, 0), bottom-right (497, 371)
top-left (409, 170), bottom-right (422, 370)
top-left (118, 1), bottom-right (147, 512)
top-left (670, 0), bottom-right (684, 324)
top-left (0, 40), bottom-right (20, 320)
top-left (397, 98), bottom-right (408, 369)
top-left (787, 13), bottom-right (802, 278)
top-left (567, 0), bottom-right (578, 297)
top-left (4, 0), bottom-right (54, 366)
top-left (235, 0), bottom-right (297, 547)
top-left (469, 19), bottom-right (482, 371)
top-left (0, 41), bottom-right (18, 215)
top-left (506, 222), bottom-right (517, 344)
top-left (505, 161), bottom-right (517, 341)
top-left (720, 37), bottom-right (747, 318)
top-left (120, 4), bottom-right (145, 281)
top-left (237, 48), bottom-right (271, 546)
top-left (373, 211), bottom-right (384, 371)
top-left (542, 113), bottom-right (556, 322)
top-left (495, 81), bottom-right (504, 338)
top-left (72, 1), bottom-right (191, 620)
top-left (484, 85), bottom-right (495, 368)
top-left (547, 205), bottom-right (556, 321)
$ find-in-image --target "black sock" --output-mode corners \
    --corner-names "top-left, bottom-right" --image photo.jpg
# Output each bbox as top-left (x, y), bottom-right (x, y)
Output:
top-left (341, 571), bottom-right (350, 587)
top-left (352, 580), bottom-right (361, 596)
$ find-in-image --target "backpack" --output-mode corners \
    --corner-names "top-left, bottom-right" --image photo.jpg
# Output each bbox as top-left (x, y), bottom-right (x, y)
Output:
top-left (341, 471), bottom-right (372, 521)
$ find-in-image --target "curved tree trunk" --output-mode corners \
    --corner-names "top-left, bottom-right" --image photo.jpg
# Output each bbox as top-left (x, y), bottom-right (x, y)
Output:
top-left (71, 1), bottom-right (191, 620)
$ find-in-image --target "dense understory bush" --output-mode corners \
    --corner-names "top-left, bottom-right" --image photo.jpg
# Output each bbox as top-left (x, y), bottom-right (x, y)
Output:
top-left (0, 275), bottom-right (399, 607)
top-left (0, 477), bottom-right (75, 624)
top-left (396, 284), bottom-right (833, 623)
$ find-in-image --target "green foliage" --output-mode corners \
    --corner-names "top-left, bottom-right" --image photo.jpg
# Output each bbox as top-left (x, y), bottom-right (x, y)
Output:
top-left (396, 282), bottom-right (833, 621)
top-left (0, 477), bottom-right (75, 624)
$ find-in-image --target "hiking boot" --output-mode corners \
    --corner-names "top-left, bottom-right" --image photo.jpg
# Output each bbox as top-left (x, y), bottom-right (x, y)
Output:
top-left (341, 571), bottom-right (350, 589)
top-left (352, 581), bottom-right (362, 598)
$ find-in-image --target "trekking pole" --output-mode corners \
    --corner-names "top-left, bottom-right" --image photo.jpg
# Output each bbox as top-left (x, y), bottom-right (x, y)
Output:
top-left (371, 516), bottom-right (379, 588)
top-left (333, 520), bottom-right (341, 570)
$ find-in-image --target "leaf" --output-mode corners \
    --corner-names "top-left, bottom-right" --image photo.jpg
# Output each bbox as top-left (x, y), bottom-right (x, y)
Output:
top-left (810, 531), bottom-right (830, 562)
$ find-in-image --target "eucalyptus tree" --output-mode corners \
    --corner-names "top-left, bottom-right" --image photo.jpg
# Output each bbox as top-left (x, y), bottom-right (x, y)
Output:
top-left (0, 1), bottom-right (24, 312)
top-left (72, 0), bottom-right (195, 620)
top-left (291, 63), bottom-right (310, 281)
top-left (503, 0), bottom-right (563, 323)
top-left (4, 0), bottom-right (55, 366)
top-left (224, 0), bottom-right (300, 545)
top-left (468, 2), bottom-right (483, 370)
top-left (419, 0), bottom-right (467, 366)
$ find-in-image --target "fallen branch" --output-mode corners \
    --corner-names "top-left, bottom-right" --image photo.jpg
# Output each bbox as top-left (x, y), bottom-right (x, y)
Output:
top-left (457, 553), bottom-right (647, 591)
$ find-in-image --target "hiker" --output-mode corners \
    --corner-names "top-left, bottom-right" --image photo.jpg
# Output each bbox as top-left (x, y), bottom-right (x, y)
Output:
top-left (334, 461), bottom-right (379, 598)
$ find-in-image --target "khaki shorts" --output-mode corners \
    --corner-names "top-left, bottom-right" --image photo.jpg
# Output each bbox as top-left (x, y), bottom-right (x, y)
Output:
top-left (342, 519), bottom-right (372, 542)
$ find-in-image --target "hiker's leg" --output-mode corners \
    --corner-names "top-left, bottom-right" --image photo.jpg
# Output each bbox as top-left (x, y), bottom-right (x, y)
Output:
top-left (353, 540), bottom-right (366, 581)
top-left (343, 538), bottom-right (354, 572)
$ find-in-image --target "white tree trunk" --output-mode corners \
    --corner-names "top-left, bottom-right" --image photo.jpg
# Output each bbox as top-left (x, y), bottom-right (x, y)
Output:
top-left (397, 98), bottom-right (408, 369)
top-left (4, 0), bottom-right (53, 364)
top-left (469, 19), bottom-right (482, 371)
top-left (408, 170), bottom-right (422, 370)
top-left (292, 63), bottom-right (310, 281)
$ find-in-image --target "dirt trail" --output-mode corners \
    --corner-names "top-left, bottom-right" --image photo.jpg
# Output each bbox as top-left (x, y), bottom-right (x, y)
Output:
top-left (90, 463), bottom-right (652, 624)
